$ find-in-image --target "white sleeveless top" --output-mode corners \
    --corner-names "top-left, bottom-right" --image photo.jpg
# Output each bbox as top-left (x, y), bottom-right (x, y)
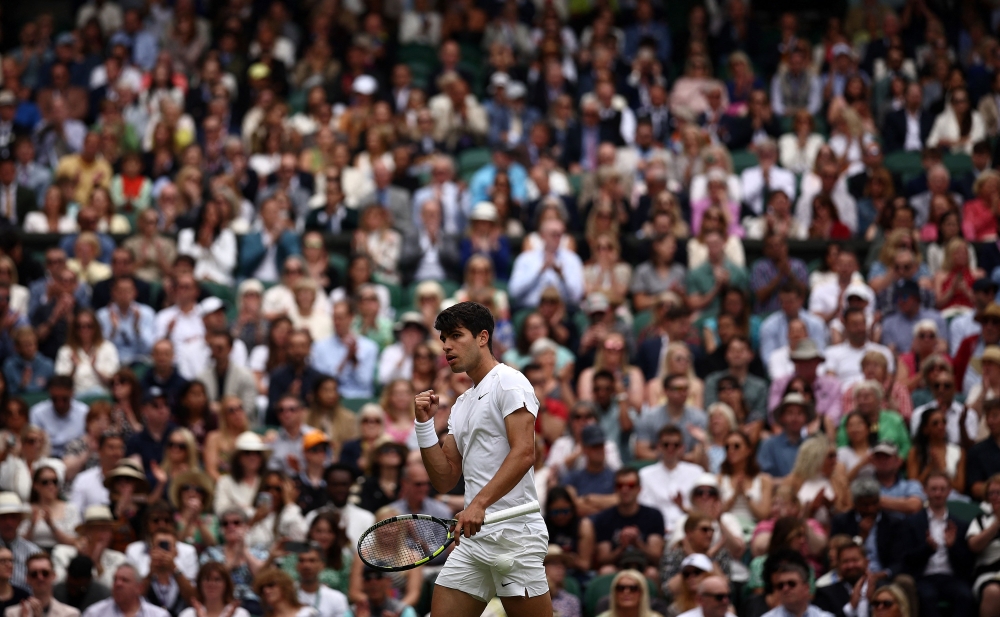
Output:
top-left (718, 474), bottom-right (764, 538)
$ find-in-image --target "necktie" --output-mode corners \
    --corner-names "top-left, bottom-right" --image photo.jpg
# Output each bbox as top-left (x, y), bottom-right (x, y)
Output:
top-left (4, 185), bottom-right (12, 221)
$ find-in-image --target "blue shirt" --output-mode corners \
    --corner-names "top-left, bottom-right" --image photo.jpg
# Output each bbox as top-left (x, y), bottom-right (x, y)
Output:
top-left (468, 163), bottom-right (528, 206)
top-left (28, 398), bottom-right (89, 457)
top-left (759, 309), bottom-right (828, 364)
top-left (508, 248), bottom-right (585, 310)
top-left (880, 307), bottom-right (947, 353)
top-left (127, 423), bottom-right (178, 486)
top-left (3, 353), bottom-right (53, 395)
top-left (565, 466), bottom-right (615, 497)
top-left (757, 433), bottom-right (803, 478)
top-left (96, 302), bottom-right (157, 365)
top-left (310, 333), bottom-right (379, 398)
top-left (634, 405), bottom-right (708, 453)
top-left (880, 477), bottom-right (926, 502)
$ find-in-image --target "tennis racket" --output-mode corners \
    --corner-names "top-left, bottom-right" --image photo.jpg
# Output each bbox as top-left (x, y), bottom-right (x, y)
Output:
top-left (357, 500), bottom-right (540, 572)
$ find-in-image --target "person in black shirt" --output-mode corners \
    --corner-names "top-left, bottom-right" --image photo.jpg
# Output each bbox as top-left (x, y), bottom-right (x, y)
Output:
top-left (591, 468), bottom-right (665, 575)
top-left (968, 398), bottom-right (1000, 500)
top-left (0, 547), bottom-right (30, 616)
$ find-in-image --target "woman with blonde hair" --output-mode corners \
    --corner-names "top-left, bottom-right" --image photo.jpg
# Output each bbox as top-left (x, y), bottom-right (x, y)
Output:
top-left (779, 109), bottom-right (825, 175)
top-left (784, 435), bottom-right (850, 524)
top-left (0, 425), bottom-right (62, 502)
top-left (598, 569), bottom-right (660, 617)
top-left (584, 232), bottom-right (632, 308)
top-left (338, 403), bottom-right (388, 474)
top-left (647, 342), bottom-right (705, 410)
top-left (577, 332), bottom-right (644, 413)
top-left (933, 237), bottom-right (980, 313)
top-left (648, 192), bottom-right (691, 239)
top-left (870, 584), bottom-right (913, 617)
top-left (0, 256), bottom-right (29, 318)
top-left (204, 396), bottom-right (251, 481)
top-left (868, 228), bottom-right (929, 293)
top-left (686, 204), bottom-right (746, 269)
top-left (253, 569), bottom-right (316, 617)
top-left (149, 427), bottom-right (199, 504)
top-left (962, 169), bottom-right (1000, 242)
top-left (689, 402), bottom-right (738, 473)
top-left (379, 379), bottom-right (416, 449)
top-left (584, 199), bottom-right (622, 256)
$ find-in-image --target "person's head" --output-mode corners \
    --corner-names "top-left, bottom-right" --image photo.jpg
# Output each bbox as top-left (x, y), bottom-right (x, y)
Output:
top-left (253, 569), bottom-right (301, 610)
top-left (13, 326), bottom-right (38, 360)
top-left (295, 544), bottom-right (325, 585)
top-left (854, 379), bottom-right (884, 418)
top-left (777, 393), bottom-right (810, 435)
top-left (399, 463), bottom-right (431, 508)
top-left (850, 475), bottom-right (883, 517)
top-left (24, 553), bottom-right (53, 595)
top-left (663, 372), bottom-right (691, 408)
top-left (545, 487), bottom-right (578, 530)
top-left (609, 570), bottom-right (650, 615)
top-left (657, 425), bottom-right (685, 464)
top-left (96, 431), bottom-right (125, 470)
top-left (331, 301), bottom-right (353, 339)
top-left (218, 507), bottom-right (249, 545)
top-left (724, 336), bottom-right (753, 372)
top-left (324, 464), bottom-right (356, 508)
top-left (196, 561), bottom-right (234, 606)
top-left (275, 396), bottom-right (304, 432)
top-left (683, 513), bottom-right (716, 553)
top-left (434, 301), bottom-right (495, 372)
top-left (111, 564), bottom-right (142, 608)
top-left (771, 562), bottom-right (811, 611)
top-left (871, 584), bottom-right (910, 617)
top-left (920, 470), bottom-right (951, 511)
top-left (697, 575), bottom-right (731, 617)
top-left (48, 375), bottom-right (74, 416)
top-left (843, 307), bottom-right (868, 347)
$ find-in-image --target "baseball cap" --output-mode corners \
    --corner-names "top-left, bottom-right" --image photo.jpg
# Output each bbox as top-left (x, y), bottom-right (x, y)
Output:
top-left (506, 81), bottom-right (527, 100)
top-left (585, 292), bottom-right (610, 314)
top-left (894, 279), bottom-right (920, 300)
top-left (198, 297), bottom-right (225, 316)
top-left (142, 386), bottom-right (167, 405)
top-left (55, 32), bottom-right (77, 46)
top-left (0, 91), bottom-right (15, 107)
top-left (303, 431), bottom-right (330, 451)
top-left (580, 425), bottom-right (606, 447)
top-left (832, 43), bottom-right (854, 58)
top-left (470, 202), bottom-right (499, 222)
top-left (680, 553), bottom-right (714, 573)
top-left (872, 442), bottom-right (898, 456)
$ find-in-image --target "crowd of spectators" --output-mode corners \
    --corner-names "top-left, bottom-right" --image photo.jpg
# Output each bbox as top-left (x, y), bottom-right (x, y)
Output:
top-left (3, 1), bottom-right (1000, 617)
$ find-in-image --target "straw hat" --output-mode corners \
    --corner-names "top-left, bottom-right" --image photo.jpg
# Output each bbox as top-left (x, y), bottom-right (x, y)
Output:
top-left (0, 493), bottom-right (29, 518)
top-left (775, 393), bottom-right (816, 423)
top-left (234, 431), bottom-right (272, 452)
top-left (103, 459), bottom-right (150, 494)
top-left (75, 505), bottom-right (115, 534)
top-left (168, 470), bottom-right (214, 512)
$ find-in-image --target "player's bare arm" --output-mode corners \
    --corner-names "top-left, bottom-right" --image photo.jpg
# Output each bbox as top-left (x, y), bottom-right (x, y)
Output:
top-left (415, 389), bottom-right (463, 492)
top-left (452, 407), bottom-right (535, 543)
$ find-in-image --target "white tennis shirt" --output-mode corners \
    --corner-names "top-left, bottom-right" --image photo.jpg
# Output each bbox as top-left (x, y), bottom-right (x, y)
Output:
top-left (448, 362), bottom-right (544, 533)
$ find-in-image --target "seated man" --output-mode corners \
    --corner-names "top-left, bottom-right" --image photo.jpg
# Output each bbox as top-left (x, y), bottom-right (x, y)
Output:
top-left (310, 301), bottom-right (378, 399)
top-left (637, 426), bottom-right (704, 536)
top-left (749, 234), bottom-right (809, 316)
top-left (634, 373), bottom-right (707, 459)
top-left (4, 553), bottom-right (79, 617)
top-left (762, 562), bottom-right (834, 617)
top-left (3, 327), bottom-right (54, 395)
top-left (757, 394), bottom-right (810, 478)
top-left (870, 442), bottom-right (925, 515)
top-left (95, 277), bottom-right (155, 366)
top-left (831, 477), bottom-right (909, 580)
top-left (814, 540), bottom-right (871, 617)
top-left (53, 555), bottom-right (110, 611)
top-left (28, 376), bottom-right (87, 457)
top-left (591, 468), bottom-right (665, 574)
top-left (564, 425), bottom-right (617, 516)
top-left (967, 398), bottom-right (1000, 500)
top-left (704, 337), bottom-right (769, 424)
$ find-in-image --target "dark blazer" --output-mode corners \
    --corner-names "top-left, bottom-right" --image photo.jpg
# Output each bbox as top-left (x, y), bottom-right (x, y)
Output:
top-left (830, 510), bottom-right (911, 578)
top-left (90, 275), bottom-right (154, 311)
top-left (304, 205), bottom-right (359, 234)
top-left (398, 231), bottom-right (462, 285)
top-left (903, 509), bottom-right (973, 580)
top-left (0, 184), bottom-right (35, 227)
top-left (881, 108), bottom-right (933, 154)
top-left (814, 581), bottom-right (852, 617)
top-left (237, 229), bottom-right (302, 281)
top-left (634, 335), bottom-right (664, 382)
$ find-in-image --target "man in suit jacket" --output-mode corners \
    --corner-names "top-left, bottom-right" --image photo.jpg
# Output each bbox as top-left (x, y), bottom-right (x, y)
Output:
top-left (238, 197), bottom-right (302, 284)
top-left (0, 151), bottom-right (35, 227)
top-left (813, 542), bottom-right (870, 617)
top-left (903, 472), bottom-right (975, 617)
top-left (357, 161), bottom-right (413, 236)
top-left (399, 199), bottom-right (462, 285)
top-left (882, 83), bottom-right (934, 154)
top-left (258, 153), bottom-right (315, 222)
top-left (197, 331), bottom-right (257, 420)
top-left (830, 477), bottom-right (911, 580)
top-left (90, 248), bottom-right (153, 310)
top-left (6, 553), bottom-right (80, 617)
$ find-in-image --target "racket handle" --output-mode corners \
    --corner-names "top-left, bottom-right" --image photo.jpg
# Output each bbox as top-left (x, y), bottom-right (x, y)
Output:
top-left (483, 501), bottom-right (540, 525)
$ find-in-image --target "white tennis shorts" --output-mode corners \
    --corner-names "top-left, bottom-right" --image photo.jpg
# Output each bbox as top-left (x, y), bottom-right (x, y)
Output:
top-left (435, 521), bottom-right (550, 602)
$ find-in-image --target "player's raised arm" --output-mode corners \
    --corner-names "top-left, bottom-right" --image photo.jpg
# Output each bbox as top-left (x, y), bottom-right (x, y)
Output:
top-left (415, 389), bottom-right (463, 493)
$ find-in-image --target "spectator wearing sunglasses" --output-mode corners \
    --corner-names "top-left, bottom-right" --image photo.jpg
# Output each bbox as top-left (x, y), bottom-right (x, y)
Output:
top-left (911, 363), bottom-right (977, 448)
top-left (124, 502), bottom-right (198, 586)
top-left (7, 553), bottom-right (79, 617)
top-left (953, 303), bottom-right (1000, 396)
top-left (592, 468), bottom-right (665, 576)
top-left (763, 562), bottom-right (833, 617)
top-left (637, 426), bottom-right (705, 536)
top-left (668, 475), bottom-right (746, 569)
top-left (676, 574), bottom-right (730, 617)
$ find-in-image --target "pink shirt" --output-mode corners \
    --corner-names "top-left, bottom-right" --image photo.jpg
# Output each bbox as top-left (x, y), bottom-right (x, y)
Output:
top-left (962, 199), bottom-right (997, 241)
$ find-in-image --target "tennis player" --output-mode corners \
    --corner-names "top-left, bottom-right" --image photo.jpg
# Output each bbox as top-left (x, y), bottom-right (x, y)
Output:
top-left (414, 301), bottom-right (552, 617)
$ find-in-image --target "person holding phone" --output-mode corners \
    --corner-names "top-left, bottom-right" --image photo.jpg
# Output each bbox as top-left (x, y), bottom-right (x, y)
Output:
top-left (245, 471), bottom-right (306, 549)
top-left (143, 531), bottom-right (192, 617)
top-left (414, 302), bottom-right (550, 617)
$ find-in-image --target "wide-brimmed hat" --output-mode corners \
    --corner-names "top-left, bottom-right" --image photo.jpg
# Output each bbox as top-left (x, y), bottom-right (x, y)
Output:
top-left (775, 393), bottom-right (816, 423)
top-left (0, 493), bottom-right (29, 518)
top-left (973, 345), bottom-right (1000, 374)
top-left (543, 544), bottom-right (571, 565)
top-left (977, 303), bottom-right (1000, 324)
top-left (103, 460), bottom-right (150, 494)
top-left (790, 339), bottom-right (823, 362)
top-left (394, 311), bottom-right (429, 336)
top-left (75, 505), bottom-right (115, 534)
top-left (168, 470), bottom-right (214, 512)
top-left (234, 431), bottom-right (271, 452)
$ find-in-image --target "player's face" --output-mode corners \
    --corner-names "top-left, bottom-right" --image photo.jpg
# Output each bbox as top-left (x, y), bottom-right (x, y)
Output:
top-left (440, 327), bottom-right (483, 373)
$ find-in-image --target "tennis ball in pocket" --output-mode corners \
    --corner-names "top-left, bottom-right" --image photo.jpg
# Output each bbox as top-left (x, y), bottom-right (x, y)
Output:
top-left (492, 555), bottom-right (515, 575)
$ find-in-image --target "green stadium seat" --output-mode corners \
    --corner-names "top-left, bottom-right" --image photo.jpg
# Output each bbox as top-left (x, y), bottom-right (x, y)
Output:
top-left (947, 499), bottom-right (984, 523)
top-left (730, 150), bottom-right (759, 174)
top-left (19, 393), bottom-right (49, 408)
top-left (328, 253), bottom-right (348, 281)
top-left (884, 151), bottom-right (923, 177)
top-left (342, 397), bottom-right (377, 412)
top-left (458, 148), bottom-right (492, 180)
top-left (632, 310), bottom-right (654, 338)
top-left (628, 459), bottom-right (656, 470)
top-left (564, 575), bottom-right (582, 599)
top-left (943, 153), bottom-right (973, 177)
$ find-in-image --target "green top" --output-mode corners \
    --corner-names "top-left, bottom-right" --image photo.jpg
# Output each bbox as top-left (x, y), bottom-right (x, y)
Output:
top-left (746, 556), bottom-right (816, 593)
top-left (353, 316), bottom-right (395, 351)
top-left (685, 260), bottom-right (749, 319)
top-left (836, 410), bottom-right (912, 459)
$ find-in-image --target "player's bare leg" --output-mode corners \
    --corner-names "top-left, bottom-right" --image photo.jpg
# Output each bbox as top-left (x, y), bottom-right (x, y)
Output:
top-left (500, 591), bottom-right (554, 617)
top-left (430, 586), bottom-right (488, 617)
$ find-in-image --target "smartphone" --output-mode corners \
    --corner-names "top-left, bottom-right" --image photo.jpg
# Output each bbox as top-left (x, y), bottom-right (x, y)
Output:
top-left (256, 492), bottom-right (273, 509)
top-left (158, 540), bottom-right (170, 551)
top-left (282, 541), bottom-right (310, 553)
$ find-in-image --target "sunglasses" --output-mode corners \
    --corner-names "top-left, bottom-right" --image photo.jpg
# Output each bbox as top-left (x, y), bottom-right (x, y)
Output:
top-left (871, 600), bottom-right (896, 610)
top-left (278, 406), bottom-right (300, 413)
top-left (28, 570), bottom-right (51, 580)
top-left (693, 488), bottom-right (719, 498)
top-left (984, 318), bottom-right (1000, 326)
top-left (36, 478), bottom-right (58, 487)
top-left (180, 484), bottom-right (204, 493)
top-left (702, 592), bottom-right (729, 602)
top-left (616, 481), bottom-right (638, 490)
top-left (167, 442), bottom-right (187, 449)
top-left (615, 584), bottom-right (640, 593)
top-left (775, 580), bottom-right (799, 591)
top-left (221, 519), bottom-right (244, 527)
top-left (149, 516), bottom-right (172, 524)
top-left (725, 442), bottom-right (743, 451)
top-left (682, 569), bottom-right (704, 578)
top-left (932, 382), bottom-right (954, 390)
top-left (307, 445), bottom-right (329, 453)
top-left (917, 332), bottom-right (936, 339)
top-left (361, 417), bottom-right (382, 424)
top-left (570, 414), bottom-right (594, 421)
top-left (660, 442), bottom-right (682, 450)
top-left (226, 405), bottom-right (244, 414)
top-left (549, 508), bottom-right (572, 517)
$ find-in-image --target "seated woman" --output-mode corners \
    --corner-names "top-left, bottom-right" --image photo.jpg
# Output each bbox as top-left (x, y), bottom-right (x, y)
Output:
top-left (584, 233), bottom-right (633, 317)
top-left (54, 309), bottom-right (120, 397)
top-left (783, 435), bottom-right (850, 526)
top-left (449, 255), bottom-right (511, 320)
top-left (907, 407), bottom-right (965, 494)
top-left (933, 237), bottom-right (981, 314)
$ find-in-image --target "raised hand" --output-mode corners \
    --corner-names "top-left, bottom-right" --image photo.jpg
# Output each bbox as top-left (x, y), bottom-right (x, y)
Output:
top-left (414, 390), bottom-right (440, 423)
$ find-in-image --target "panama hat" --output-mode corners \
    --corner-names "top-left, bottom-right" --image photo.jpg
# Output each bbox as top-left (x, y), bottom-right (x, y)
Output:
top-left (75, 505), bottom-right (115, 534)
top-left (103, 460), bottom-right (150, 494)
top-left (0, 493), bottom-right (29, 518)
top-left (234, 431), bottom-right (271, 452)
top-left (775, 392), bottom-right (816, 424)
top-left (168, 470), bottom-right (214, 512)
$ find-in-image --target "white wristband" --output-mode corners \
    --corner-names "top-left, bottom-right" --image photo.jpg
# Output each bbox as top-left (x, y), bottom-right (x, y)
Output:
top-left (415, 419), bottom-right (439, 449)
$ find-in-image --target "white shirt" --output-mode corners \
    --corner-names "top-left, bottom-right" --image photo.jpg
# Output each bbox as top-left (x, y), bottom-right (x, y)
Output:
top-left (179, 608), bottom-right (250, 617)
top-left (508, 247), bottom-right (585, 309)
top-left (448, 363), bottom-right (543, 533)
top-left (297, 586), bottom-right (349, 617)
top-left (949, 312), bottom-right (980, 356)
top-left (740, 165), bottom-right (798, 216)
top-left (413, 231), bottom-right (446, 282)
top-left (125, 540), bottom-right (199, 582)
top-left (637, 461), bottom-right (704, 535)
top-left (377, 343), bottom-right (412, 386)
top-left (820, 342), bottom-right (894, 389)
top-left (177, 228), bottom-right (238, 286)
top-left (82, 598), bottom-right (170, 617)
top-left (304, 503), bottom-right (374, 547)
top-left (53, 545), bottom-right (127, 588)
top-left (905, 110), bottom-right (924, 151)
top-left (767, 346), bottom-right (795, 381)
top-left (54, 340), bottom-right (120, 396)
top-left (910, 400), bottom-right (978, 445)
top-left (924, 508), bottom-right (952, 576)
top-left (795, 177), bottom-right (858, 233)
top-left (153, 305), bottom-right (205, 380)
top-left (69, 466), bottom-right (108, 514)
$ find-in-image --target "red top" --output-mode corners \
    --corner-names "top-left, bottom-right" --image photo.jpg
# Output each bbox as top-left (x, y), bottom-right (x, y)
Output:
top-left (962, 198), bottom-right (997, 241)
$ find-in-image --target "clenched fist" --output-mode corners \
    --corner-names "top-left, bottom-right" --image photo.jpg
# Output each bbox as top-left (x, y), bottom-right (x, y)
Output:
top-left (414, 390), bottom-right (440, 423)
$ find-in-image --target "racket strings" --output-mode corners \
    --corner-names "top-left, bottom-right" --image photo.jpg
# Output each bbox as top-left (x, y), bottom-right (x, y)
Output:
top-left (358, 518), bottom-right (451, 569)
